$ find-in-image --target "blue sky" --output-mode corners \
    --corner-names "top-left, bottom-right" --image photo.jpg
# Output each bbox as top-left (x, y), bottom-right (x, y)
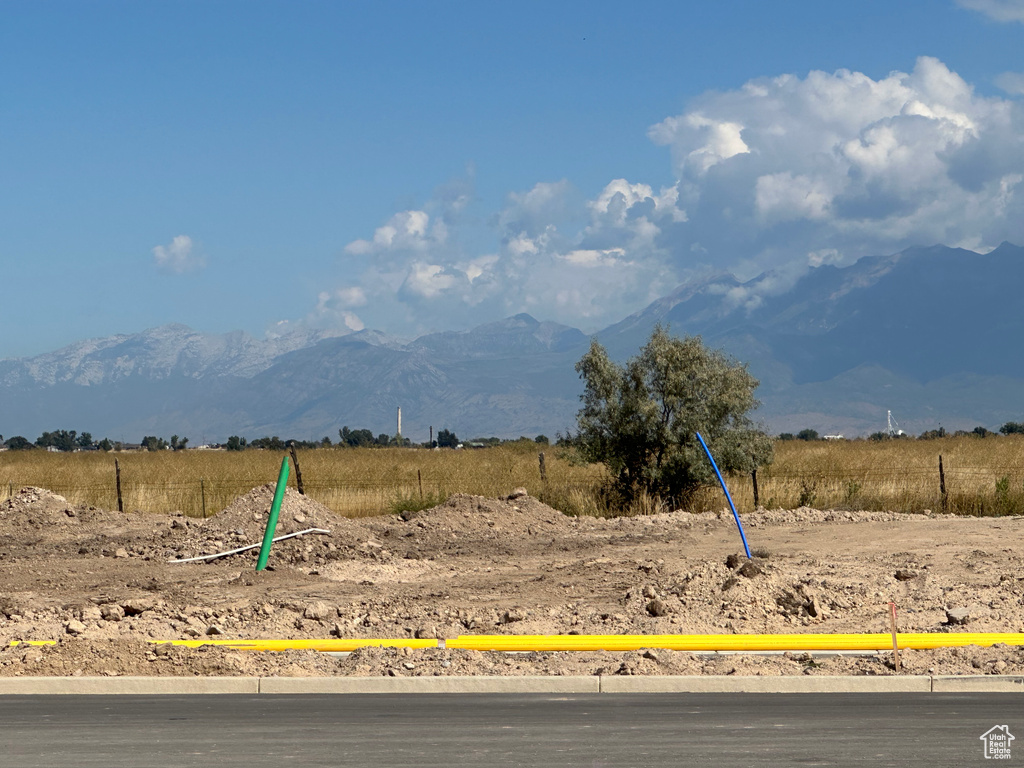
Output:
top-left (3, 0), bottom-right (1024, 358)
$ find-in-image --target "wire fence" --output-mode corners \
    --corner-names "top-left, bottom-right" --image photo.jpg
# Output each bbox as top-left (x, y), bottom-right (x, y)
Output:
top-left (3, 445), bottom-right (1024, 518)
top-left (0, 474), bottom-right (602, 519)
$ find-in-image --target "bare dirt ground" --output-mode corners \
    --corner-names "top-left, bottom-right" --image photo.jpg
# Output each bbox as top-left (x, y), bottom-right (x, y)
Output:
top-left (2, 485), bottom-right (1023, 678)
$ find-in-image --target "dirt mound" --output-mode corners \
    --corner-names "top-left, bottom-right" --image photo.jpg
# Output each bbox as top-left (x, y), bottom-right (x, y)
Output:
top-left (0, 486), bottom-right (125, 531)
top-left (350, 492), bottom-right (576, 561)
top-left (744, 508), bottom-right (932, 525)
top-left (167, 485), bottom-right (347, 566)
top-left (0, 638), bottom-right (343, 677)
top-left (8, 640), bottom-right (1021, 678)
top-left (3, 485), bottom-right (1024, 678)
top-left (211, 485), bottom-right (342, 538)
top-left (0, 486), bottom-right (169, 560)
top-left (403, 492), bottom-right (570, 533)
top-left (340, 645), bottom-right (1024, 678)
top-left (1, 486), bottom-right (71, 516)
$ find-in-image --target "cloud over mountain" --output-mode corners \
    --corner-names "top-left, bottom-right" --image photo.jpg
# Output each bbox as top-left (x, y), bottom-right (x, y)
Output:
top-left (306, 57), bottom-right (1024, 337)
top-left (651, 55), bottom-right (1024, 280)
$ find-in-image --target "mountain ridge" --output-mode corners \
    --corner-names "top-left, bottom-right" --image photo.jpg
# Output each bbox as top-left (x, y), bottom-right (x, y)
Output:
top-left (2, 242), bottom-right (1023, 442)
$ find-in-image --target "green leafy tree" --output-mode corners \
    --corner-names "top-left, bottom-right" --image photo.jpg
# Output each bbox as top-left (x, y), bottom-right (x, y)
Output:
top-left (141, 435), bottom-right (167, 451)
top-left (1000, 422), bottom-right (1024, 435)
top-left (339, 427), bottom-right (376, 447)
top-left (250, 436), bottom-right (285, 450)
top-left (574, 326), bottom-right (772, 507)
top-left (36, 429), bottom-right (78, 452)
top-left (436, 429), bottom-right (459, 448)
top-left (535, 435), bottom-right (550, 445)
top-left (797, 428), bottom-right (820, 441)
top-left (225, 435), bottom-right (247, 451)
top-left (98, 438), bottom-right (113, 452)
top-left (76, 432), bottom-right (93, 449)
top-left (4, 436), bottom-right (34, 450)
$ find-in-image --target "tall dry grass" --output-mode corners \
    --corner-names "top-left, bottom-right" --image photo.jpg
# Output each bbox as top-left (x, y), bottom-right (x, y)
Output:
top-left (746, 436), bottom-right (1024, 516)
top-left (0, 443), bottom-right (606, 518)
top-left (2, 435), bottom-right (1023, 517)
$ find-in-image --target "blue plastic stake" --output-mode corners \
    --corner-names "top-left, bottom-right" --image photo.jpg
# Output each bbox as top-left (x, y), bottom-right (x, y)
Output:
top-left (695, 431), bottom-right (752, 559)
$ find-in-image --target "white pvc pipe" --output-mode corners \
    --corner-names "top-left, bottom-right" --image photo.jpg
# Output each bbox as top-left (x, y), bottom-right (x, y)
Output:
top-left (169, 528), bottom-right (331, 563)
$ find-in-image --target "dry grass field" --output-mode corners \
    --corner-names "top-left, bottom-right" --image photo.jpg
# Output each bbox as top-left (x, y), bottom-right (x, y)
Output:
top-left (2, 435), bottom-right (1024, 517)
top-left (0, 442), bottom-right (604, 518)
top-left (760, 436), bottom-right (1024, 515)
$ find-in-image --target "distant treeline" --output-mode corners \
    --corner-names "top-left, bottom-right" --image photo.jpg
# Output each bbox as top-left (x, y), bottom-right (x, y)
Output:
top-left (779, 423), bottom-right (1024, 442)
top-left (1, 426), bottom-right (553, 453)
top-left (0, 430), bottom-right (193, 453)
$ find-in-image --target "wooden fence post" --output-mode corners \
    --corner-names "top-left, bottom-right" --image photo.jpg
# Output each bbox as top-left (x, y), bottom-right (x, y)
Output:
top-left (939, 454), bottom-right (947, 512)
top-left (539, 452), bottom-right (547, 483)
top-left (289, 444), bottom-right (305, 495)
top-left (201, 477), bottom-right (207, 518)
top-left (115, 459), bottom-right (123, 512)
top-left (752, 469), bottom-right (760, 509)
top-left (418, 469), bottom-right (424, 500)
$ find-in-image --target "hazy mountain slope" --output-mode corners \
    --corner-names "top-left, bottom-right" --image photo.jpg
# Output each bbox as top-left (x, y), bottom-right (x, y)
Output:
top-left (0, 324), bottom-right (348, 387)
top-left (598, 242), bottom-right (1024, 435)
top-left (2, 243), bottom-right (1023, 442)
top-left (0, 317), bottom-right (587, 442)
top-left (223, 327), bottom-right (585, 441)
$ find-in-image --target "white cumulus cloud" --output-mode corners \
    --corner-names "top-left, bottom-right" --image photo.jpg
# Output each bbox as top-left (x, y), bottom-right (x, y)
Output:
top-left (996, 71), bottom-right (1024, 95)
top-left (151, 235), bottom-right (205, 274)
top-left (650, 56), bottom-right (1024, 286)
top-left (957, 0), bottom-right (1024, 22)
top-left (344, 210), bottom-right (446, 259)
top-left (305, 56), bottom-right (1024, 337)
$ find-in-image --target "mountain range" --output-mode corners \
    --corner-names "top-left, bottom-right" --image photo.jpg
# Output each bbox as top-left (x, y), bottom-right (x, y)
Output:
top-left (2, 242), bottom-right (1023, 443)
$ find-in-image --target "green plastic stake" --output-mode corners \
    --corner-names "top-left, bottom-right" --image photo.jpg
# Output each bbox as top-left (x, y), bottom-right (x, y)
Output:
top-left (256, 456), bottom-right (290, 571)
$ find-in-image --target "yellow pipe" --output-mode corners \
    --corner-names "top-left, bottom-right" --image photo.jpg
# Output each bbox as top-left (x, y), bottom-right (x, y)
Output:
top-left (446, 633), bottom-right (1024, 652)
top-left (6, 639), bottom-right (436, 652)
top-left (8, 633), bottom-right (1024, 653)
top-left (7, 641), bottom-right (57, 647)
top-left (161, 638), bottom-right (438, 652)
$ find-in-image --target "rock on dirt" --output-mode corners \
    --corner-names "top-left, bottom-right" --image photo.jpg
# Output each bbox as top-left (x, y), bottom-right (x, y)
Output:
top-left (945, 606), bottom-right (979, 625)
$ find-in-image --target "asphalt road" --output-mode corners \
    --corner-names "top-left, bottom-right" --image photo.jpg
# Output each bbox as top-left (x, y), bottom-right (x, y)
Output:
top-left (0, 692), bottom-right (1018, 767)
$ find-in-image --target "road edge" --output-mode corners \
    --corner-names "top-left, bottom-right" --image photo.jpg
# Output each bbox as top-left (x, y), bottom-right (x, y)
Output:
top-left (0, 675), bottom-right (1022, 695)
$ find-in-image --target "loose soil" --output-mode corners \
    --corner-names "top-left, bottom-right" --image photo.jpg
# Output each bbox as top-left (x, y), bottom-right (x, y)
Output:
top-left (2, 485), bottom-right (1023, 678)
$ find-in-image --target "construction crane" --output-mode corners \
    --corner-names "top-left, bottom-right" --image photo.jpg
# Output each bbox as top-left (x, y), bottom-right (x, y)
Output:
top-left (887, 410), bottom-right (904, 437)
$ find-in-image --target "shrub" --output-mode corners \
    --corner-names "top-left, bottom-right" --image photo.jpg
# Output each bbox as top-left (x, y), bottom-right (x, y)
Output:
top-left (574, 326), bottom-right (772, 508)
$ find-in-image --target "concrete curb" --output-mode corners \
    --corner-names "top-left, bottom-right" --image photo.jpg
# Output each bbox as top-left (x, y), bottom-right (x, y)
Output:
top-left (1, 675), bottom-right (1022, 695)
top-left (931, 675), bottom-right (1024, 692)
top-left (600, 675), bottom-right (931, 693)
top-left (0, 677), bottom-right (260, 695)
top-left (260, 675), bottom-right (600, 694)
